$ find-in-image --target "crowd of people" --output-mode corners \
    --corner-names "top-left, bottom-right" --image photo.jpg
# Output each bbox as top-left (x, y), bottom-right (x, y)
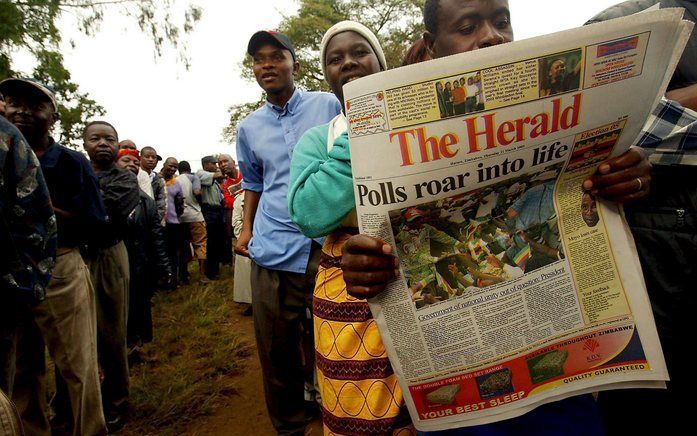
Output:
top-left (0, 77), bottom-right (244, 435)
top-left (1, 0), bottom-right (695, 435)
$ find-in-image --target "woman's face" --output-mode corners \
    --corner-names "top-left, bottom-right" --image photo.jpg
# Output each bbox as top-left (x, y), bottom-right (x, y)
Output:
top-left (117, 154), bottom-right (140, 175)
top-left (324, 31), bottom-right (381, 106)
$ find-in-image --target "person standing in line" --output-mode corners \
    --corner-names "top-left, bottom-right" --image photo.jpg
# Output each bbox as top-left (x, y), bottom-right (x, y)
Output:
top-left (235, 29), bottom-right (341, 434)
top-left (115, 148), bottom-right (172, 350)
top-left (161, 157), bottom-right (188, 288)
top-left (177, 160), bottom-right (211, 284)
top-left (83, 120), bottom-right (139, 432)
top-left (118, 140), bottom-right (153, 199)
top-left (0, 77), bottom-right (107, 436)
top-left (218, 153), bottom-right (242, 265)
top-left (196, 155), bottom-right (225, 280)
top-left (140, 146), bottom-right (167, 224)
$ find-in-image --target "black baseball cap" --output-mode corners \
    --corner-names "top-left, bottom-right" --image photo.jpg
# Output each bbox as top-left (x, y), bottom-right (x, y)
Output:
top-left (247, 30), bottom-right (296, 61)
top-left (201, 155), bottom-right (218, 166)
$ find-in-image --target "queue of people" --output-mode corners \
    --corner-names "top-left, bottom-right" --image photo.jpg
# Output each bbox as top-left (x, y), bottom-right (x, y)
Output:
top-left (1, 0), bottom-right (695, 435)
top-left (0, 77), bottom-right (244, 435)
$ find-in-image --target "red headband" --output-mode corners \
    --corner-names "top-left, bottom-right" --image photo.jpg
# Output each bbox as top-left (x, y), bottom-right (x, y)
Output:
top-left (117, 148), bottom-right (140, 160)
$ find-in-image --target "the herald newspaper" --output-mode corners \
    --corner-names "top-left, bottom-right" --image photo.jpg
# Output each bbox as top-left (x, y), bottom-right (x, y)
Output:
top-left (342, 9), bottom-right (691, 431)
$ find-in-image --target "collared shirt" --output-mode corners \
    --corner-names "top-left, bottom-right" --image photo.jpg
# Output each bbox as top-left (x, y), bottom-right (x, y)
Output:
top-left (196, 169), bottom-right (223, 208)
top-left (221, 173), bottom-right (243, 210)
top-left (137, 169), bottom-right (154, 198)
top-left (237, 88), bottom-right (341, 273)
top-left (636, 98), bottom-right (697, 166)
top-left (510, 181), bottom-right (556, 230)
top-left (38, 139), bottom-right (107, 249)
top-left (0, 118), bottom-right (56, 300)
top-left (177, 173), bottom-right (204, 223)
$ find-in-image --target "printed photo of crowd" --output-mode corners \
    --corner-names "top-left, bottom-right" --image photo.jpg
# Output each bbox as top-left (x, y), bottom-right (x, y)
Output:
top-left (435, 71), bottom-right (485, 118)
top-left (539, 49), bottom-right (583, 97)
top-left (389, 163), bottom-right (565, 309)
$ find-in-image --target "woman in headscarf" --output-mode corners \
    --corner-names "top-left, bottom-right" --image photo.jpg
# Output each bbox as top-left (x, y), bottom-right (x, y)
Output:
top-left (115, 149), bottom-right (172, 351)
top-left (288, 21), bottom-right (414, 436)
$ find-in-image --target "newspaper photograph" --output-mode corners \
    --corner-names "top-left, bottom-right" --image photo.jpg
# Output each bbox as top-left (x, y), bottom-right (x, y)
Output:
top-left (343, 9), bottom-right (691, 431)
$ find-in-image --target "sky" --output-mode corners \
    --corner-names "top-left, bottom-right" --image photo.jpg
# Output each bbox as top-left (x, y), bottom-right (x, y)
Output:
top-left (50, 0), bottom-right (622, 171)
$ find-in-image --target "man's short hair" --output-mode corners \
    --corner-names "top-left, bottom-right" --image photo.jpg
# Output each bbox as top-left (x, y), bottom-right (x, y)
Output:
top-left (178, 160), bottom-right (191, 173)
top-left (424, 0), bottom-right (441, 35)
top-left (201, 155), bottom-right (218, 167)
top-left (83, 121), bottom-right (118, 141)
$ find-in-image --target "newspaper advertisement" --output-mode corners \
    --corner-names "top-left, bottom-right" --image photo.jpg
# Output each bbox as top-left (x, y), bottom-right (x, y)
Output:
top-left (343, 10), bottom-right (690, 430)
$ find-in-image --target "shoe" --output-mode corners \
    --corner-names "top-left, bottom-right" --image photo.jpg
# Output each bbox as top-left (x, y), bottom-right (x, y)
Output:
top-left (303, 417), bottom-right (324, 436)
top-left (128, 342), bottom-right (143, 367)
top-left (199, 276), bottom-right (212, 285)
top-left (242, 305), bottom-right (253, 316)
top-left (106, 415), bottom-right (125, 433)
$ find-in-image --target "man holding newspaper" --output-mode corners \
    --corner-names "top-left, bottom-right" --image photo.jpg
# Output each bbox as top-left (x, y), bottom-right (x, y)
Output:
top-left (335, 0), bottom-right (688, 433)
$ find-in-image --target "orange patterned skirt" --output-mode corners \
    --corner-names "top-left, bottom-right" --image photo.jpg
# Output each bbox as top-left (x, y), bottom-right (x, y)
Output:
top-left (314, 229), bottom-right (415, 436)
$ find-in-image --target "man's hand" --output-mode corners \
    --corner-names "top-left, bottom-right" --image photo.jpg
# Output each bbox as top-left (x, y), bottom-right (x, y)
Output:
top-left (582, 146), bottom-right (651, 204)
top-left (341, 234), bottom-right (400, 299)
top-left (234, 228), bottom-right (252, 257)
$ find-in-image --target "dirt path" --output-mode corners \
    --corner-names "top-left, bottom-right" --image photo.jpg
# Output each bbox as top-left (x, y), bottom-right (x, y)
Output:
top-left (184, 303), bottom-right (275, 436)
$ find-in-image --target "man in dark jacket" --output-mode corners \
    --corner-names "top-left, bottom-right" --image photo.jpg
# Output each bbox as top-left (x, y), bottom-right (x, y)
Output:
top-left (83, 120), bottom-right (139, 431)
top-left (116, 148), bottom-right (172, 348)
top-left (587, 2), bottom-right (697, 432)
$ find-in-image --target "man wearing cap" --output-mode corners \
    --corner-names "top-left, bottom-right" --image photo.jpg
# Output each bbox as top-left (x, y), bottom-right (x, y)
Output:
top-left (177, 160), bottom-right (211, 284)
top-left (0, 77), bottom-right (108, 435)
top-left (196, 155), bottom-right (225, 279)
top-left (235, 30), bottom-right (341, 434)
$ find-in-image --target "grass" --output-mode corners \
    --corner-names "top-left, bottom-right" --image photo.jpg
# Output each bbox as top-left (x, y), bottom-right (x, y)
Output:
top-left (123, 266), bottom-right (251, 435)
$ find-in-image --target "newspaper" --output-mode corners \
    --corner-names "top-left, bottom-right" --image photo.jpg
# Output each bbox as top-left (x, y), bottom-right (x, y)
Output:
top-left (343, 9), bottom-right (691, 430)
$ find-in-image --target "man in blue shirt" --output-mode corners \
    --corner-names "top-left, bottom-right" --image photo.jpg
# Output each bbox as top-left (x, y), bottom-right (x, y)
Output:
top-left (0, 78), bottom-right (108, 435)
top-left (235, 30), bottom-right (341, 435)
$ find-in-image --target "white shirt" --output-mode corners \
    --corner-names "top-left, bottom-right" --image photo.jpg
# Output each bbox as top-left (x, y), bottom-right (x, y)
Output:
top-left (137, 169), bottom-right (154, 198)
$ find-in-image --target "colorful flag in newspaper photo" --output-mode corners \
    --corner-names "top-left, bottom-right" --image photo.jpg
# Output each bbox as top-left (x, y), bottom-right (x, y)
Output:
top-left (468, 239), bottom-right (489, 262)
top-left (513, 243), bottom-right (532, 269)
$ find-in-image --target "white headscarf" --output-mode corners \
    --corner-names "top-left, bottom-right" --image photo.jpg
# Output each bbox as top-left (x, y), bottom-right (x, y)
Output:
top-left (319, 20), bottom-right (387, 80)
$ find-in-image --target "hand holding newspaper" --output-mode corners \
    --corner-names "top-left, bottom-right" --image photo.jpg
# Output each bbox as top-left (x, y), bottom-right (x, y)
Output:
top-left (343, 9), bottom-right (691, 430)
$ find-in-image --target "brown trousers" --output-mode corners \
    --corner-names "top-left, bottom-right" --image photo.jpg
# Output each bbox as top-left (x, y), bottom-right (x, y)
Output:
top-left (89, 242), bottom-right (130, 418)
top-left (13, 249), bottom-right (107, 436)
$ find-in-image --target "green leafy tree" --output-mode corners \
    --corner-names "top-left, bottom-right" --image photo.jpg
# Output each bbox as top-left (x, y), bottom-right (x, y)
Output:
top-left (223, 0), bottom-right (424, 143)
top-left (0, 0), bottom-right (202, 146)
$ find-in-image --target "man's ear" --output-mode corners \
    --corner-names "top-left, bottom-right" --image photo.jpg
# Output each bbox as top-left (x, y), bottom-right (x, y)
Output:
top-left (293, 61), bottom-right (301, 76)
top-left (423, 31), bottom-right (436, 60)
